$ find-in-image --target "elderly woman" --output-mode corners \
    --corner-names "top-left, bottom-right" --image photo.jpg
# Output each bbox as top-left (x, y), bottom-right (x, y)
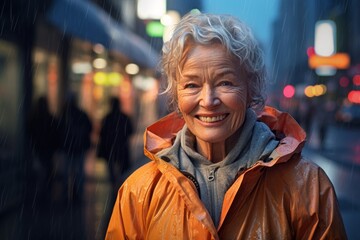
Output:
top-left (106, 13), bottom-right (346, 239)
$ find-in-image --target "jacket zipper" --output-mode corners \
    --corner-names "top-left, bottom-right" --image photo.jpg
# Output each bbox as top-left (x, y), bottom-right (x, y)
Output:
top-left (208, 167), bottom-right (219, 226)
top-left (208, 168), bottom-right (217, 181)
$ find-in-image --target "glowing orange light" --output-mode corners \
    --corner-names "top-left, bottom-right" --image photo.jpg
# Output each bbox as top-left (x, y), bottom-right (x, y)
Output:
top-left (304, 84), bottom-right (327, 98)
top-left (308, 53), bottom-right (350, 69)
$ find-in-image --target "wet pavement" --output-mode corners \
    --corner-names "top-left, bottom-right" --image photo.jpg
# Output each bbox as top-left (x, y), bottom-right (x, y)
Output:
top-left (6, 127), bottom-right (360, 240)
top-left (303, 121), bottom-right (360, 240)
top-left (303, 147), bottom-right (360, 240)
top-left (9, 132), bottom-right (148, 240)
top-left (17, 149), bottom-right (114, 240)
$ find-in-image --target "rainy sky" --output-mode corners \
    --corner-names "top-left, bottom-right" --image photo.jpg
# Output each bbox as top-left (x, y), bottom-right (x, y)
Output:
top-left (202, 0), bottom-right (280, 49)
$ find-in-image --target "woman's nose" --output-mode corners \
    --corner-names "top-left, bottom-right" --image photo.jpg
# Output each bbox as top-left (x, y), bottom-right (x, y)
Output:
top-left (199, 85), bottom-right (220, 108)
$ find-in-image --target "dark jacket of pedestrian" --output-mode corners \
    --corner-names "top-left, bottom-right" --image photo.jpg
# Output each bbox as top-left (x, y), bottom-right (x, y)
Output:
top-left (61, 97), bottom-right (92, 156)
top-left (29, 96), bottom-right (60, 167)
top-left (97, 98), bottom-right (133, 174)
top-left (60, 95), bottom-right (92, 202)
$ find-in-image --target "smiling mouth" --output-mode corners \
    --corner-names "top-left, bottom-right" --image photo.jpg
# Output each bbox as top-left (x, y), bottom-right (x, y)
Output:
top-left (197, 114), bottom-right (228, 123)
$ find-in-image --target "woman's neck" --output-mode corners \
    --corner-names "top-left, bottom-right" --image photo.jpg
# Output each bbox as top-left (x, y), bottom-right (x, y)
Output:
top-left (196, 141), bottom-right (226, 163)
top-left (196, 129), bottom-right (241, 163)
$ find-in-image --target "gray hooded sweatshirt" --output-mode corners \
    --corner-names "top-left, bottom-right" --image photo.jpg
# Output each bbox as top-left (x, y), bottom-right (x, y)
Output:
top-left (156, 109), bottom-right (279, 227)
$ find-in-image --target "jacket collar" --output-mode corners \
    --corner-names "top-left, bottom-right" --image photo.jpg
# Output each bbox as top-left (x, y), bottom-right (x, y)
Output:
top-left (144, 106), bottom-right (306, 165)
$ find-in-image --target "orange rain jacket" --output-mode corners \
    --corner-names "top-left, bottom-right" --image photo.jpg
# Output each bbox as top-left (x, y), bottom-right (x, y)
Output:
top-left (106, 106), bottom-right (347, 240)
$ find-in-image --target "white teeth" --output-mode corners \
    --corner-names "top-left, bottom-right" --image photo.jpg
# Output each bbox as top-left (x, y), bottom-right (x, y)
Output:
top-left (198, 115), bottom-right (226, 123)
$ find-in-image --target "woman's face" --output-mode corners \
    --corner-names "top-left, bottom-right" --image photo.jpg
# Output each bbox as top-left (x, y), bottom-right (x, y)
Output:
top-left (177, 43), bottom-right (249, 144)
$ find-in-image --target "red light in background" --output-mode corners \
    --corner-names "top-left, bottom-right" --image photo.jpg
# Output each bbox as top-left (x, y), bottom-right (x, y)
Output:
top-left (353, 75), bottom-right (360, 86)
top-left (339, 77), bottom-right (350, 87)
top-left (307, 47), bottom-right (315, 57)
top-left (283, 85), bottom-right (295, 98)
top-left (348, 90), bottom-right (360, 104)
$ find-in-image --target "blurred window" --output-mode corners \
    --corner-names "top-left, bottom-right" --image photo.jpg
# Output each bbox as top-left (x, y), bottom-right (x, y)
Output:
top-left (32, 48), bottom-right (60, 115)
top-left (0, 40), bottom-right (22, 163)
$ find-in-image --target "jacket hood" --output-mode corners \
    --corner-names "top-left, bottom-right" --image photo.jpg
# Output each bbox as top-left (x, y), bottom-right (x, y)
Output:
top-left (144, 106), bottom-right (306, 165)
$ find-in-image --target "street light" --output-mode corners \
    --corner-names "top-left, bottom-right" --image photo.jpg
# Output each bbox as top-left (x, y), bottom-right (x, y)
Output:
top-left (315, 20), bottom-right (336, 57)
top-left (309, 20), bottom-right (350, 76)
top-left (161, 11), bottom-right (180, 42)
top-left (137, 0), bottom-right (166, 20)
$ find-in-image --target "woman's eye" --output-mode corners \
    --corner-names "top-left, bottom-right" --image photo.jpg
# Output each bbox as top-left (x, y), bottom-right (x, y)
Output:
top-left (219, 81), bottom-right (233, 86)
top-left (184, 83), bottom-right (198, 89)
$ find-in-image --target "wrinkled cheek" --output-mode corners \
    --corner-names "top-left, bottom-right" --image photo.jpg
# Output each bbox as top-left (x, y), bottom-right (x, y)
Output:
top-left (178, 97), bottom-right (195, 115)
top-left (224, 95), bottom-right (247, 131)
top-left (230, 114), bottom-right (245, 131)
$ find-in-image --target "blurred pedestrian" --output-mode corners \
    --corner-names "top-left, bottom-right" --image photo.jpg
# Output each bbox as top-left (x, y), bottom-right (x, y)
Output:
top-left (97, 97), bottom-right (133, 189)
top-left (106, 13), bottom-right (346, 239)
top-left (29, 96), bottom-right (60, 199)
top-left (299, 99), bottom-right (316, 135)
top-left (317, 100), bottom-right (334, 149)
top-left (61, 93), bottom-right (92, 203)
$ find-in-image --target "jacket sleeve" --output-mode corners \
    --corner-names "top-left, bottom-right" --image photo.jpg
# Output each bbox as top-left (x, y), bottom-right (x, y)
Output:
top-left (105, 191), bottom-right (125, 240)
top-left (294, 165), bottom-right (347, 239)
top-left (105, 165), bottom-right (152, 240)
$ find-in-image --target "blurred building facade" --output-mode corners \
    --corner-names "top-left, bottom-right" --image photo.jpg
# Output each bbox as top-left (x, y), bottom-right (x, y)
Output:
top-left (0, 0), bottom-right (202, 238)
top-left (270, 0), bottom-right (360, 123)
top-left (0, 1), bottom-right (53, 233)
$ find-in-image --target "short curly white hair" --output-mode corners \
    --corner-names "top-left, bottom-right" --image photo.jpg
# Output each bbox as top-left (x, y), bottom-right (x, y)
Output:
top-left (160, 12), bottom-right (266, 112)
